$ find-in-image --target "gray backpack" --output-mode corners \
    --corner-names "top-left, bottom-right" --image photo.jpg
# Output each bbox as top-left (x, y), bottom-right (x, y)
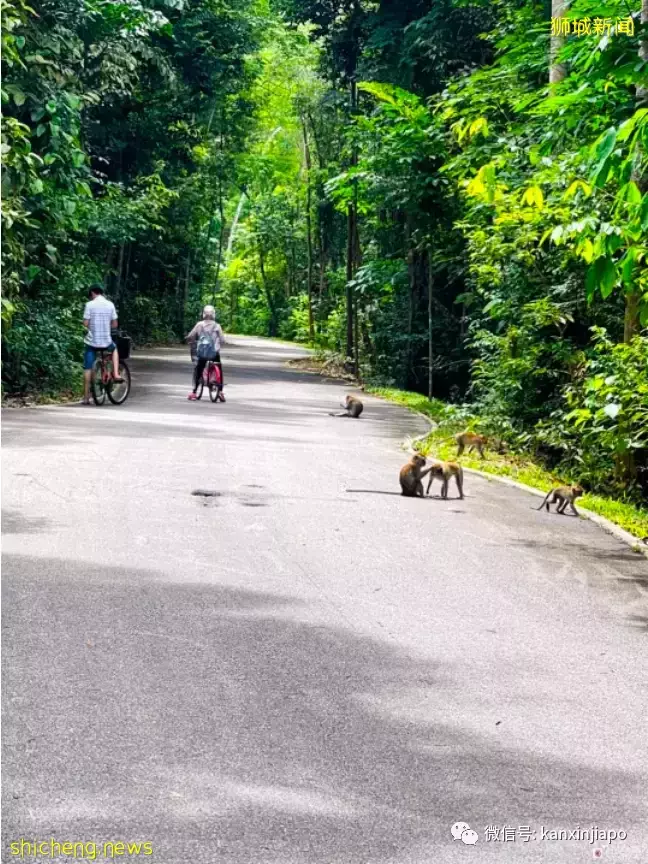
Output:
top-left (196, 330), bottom-right (217, 360)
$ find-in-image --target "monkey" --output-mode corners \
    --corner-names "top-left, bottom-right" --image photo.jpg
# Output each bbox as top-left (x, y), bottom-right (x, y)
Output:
top-left (399, 453), bottom-right (434, 498)
top-left (455, 430), bottom-right (487, 459)
top-left (534, 484), bottom-right (584, 516)
top-left (425, 459), bottom-right (464, 499)
top-left (329, 394), bottom-right (363, 418)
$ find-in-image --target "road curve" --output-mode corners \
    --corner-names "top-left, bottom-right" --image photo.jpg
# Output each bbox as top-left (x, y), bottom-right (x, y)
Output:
top-left (2, 336), bottom-right (647, 863)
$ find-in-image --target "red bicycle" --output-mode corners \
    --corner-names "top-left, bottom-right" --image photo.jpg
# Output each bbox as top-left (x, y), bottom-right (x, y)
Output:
top-left (91, 334), bottom-right (132, 406)
top-left (195, 359), bottom-right (223, 403)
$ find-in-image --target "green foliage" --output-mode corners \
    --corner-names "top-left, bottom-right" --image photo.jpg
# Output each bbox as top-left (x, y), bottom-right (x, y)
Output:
top-left (2, 0), bottom-right (265, 389)
top-left (539, 329), bottom-right (648, 494)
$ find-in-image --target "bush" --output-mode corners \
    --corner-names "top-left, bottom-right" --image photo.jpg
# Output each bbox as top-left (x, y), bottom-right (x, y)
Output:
top-left (2, 297), bottom-right (85, 394)
top-left (537, 329), bottom-right (648, 499)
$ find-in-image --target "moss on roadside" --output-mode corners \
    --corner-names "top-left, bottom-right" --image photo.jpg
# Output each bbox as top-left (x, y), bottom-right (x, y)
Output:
top-left (368, 386), bottom-right (648, 542)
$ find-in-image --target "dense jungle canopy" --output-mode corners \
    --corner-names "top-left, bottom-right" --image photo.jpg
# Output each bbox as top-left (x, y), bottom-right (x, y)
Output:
top-left (2, 0), bottom-right (648, 501)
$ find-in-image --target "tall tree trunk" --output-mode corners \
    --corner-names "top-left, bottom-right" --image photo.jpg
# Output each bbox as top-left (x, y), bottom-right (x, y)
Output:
top-left (124, 243), bottom-right (132, 292)
top-left (290, 240), bottom-right (297, 298)
top-left (114, 242), bottom-right (125, 301)
top-left (104, 248), bottom-right (116, 291)
top-left (405, 213), bottom-right (415, 386)
top-left (302, 118), bottom-right (315, 341)
top-left (258, 244), bottom-right (277, 336)
top-left (210, 177), bottom-right (226, 306)
top-left (427, 249), bottom-right (434, 400)
top-left (352, 151), bottom-right (361, 371)
top-left (183, 252), bottom-right (192, 333)
top-left (354, 296), bottom-right (359, 378)
top-left (318, 221), bottom-right (327, 305)
top-left (638, 0), bottom-right (648, 104)
top-left (229, 283), bottom-right (237, 329)
top-left (550, 0), bottom-right (568, 83)
top-left (345, 79), bottom-right (358, 364)
top-left (174, 275), bottom-right (181, 335)
top-left (345, 205), bottom-right (355, 360)
top-left (307, 112), bottom-right (329, 323)
top-left (625, 0), bottom-right (648, 341)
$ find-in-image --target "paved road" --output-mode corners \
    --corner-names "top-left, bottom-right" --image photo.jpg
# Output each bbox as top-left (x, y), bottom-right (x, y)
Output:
top-left (2, 337), bottom-right (647, 864)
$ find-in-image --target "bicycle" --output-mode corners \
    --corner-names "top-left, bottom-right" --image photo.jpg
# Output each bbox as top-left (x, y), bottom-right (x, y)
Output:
top-left (90, 334), bottom-right (132, 406)
top-left (195, 358), bottom-right (223, 403)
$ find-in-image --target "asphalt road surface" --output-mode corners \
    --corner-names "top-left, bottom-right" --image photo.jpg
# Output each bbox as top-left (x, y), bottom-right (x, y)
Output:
top-left (2, 337), bottom-right (647, 864)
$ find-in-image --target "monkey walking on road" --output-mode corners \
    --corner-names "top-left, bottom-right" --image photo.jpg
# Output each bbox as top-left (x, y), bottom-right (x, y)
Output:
top-left (534, 485), bottom-right (584, 516)
top-left (399, 454), bottom-right (435, 498)
top-left (330, 394), bottom-right (363, 418)
top-left (425, 459), bottom-right (464, 500)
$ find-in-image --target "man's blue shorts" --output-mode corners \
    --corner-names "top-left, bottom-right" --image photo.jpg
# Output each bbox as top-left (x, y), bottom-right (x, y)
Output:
top-left (83, 343), bottom-right (116, 370)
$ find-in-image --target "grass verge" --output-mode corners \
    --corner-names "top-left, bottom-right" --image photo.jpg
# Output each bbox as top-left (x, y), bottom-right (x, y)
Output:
top-left (2, 379), bottom-right (84, 407)
top-left (369, 386), bottom-right (648, 543)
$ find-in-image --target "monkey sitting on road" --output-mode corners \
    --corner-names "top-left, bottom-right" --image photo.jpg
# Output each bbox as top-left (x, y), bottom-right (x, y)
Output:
top-left (329, 394), bottom-right (363, 418)
top-left (425, 459), bottom-right (464, 500)
top-left (455, 430), bottom-right (487, 459)
top-left (534, 484), bottom-right (584, 516)
top-left (399, 454), bottom-right (434, 498)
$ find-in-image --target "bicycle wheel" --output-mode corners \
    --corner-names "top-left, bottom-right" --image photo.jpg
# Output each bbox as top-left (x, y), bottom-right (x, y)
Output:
top-left (195, 376), bottom-right (204, 400)
top-left (107, 360), bottom-right (131, 405)
top-left (90, 359), bottom-right (107, 405)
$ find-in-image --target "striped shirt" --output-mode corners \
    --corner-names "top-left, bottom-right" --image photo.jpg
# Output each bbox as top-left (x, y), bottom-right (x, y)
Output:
top-left (83, 296), bottom-right (118, 347)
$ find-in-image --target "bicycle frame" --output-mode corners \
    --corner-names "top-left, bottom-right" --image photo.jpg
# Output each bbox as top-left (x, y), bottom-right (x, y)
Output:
top-left (202, 360), bottom-right (222, 387)
top-left (98, 352), bottom-right (115, 382)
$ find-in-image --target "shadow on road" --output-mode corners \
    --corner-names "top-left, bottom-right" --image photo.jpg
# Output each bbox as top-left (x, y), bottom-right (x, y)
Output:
top-left (2, 553), bottom-right (644, 862)
top-left (1, 510), bottom-right (52, 535)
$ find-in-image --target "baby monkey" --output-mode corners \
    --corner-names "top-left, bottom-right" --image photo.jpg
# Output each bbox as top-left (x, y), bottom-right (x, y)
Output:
top-left (425, 459), bottom-right (464, 500)
top-left (399, 454), bottom-right (434, 498)
top-left (535, 484), bottom-right (584, 516)
top-left (330, 394), bottom-right (363, 418)
top-left (455, 430), bottom-right (487, 459)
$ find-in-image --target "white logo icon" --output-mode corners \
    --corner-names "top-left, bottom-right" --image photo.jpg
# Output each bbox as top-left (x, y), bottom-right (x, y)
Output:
top-left (451, 822), bottom-right (479, 845)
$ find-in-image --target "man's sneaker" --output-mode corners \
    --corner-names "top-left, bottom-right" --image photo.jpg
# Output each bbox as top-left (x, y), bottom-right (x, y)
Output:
top-left (187, 392), bottom-right (198, 401)
top-left (113, 376), bottom-right (125, 384)
top-left (218, 391), bottom-right (226, 402)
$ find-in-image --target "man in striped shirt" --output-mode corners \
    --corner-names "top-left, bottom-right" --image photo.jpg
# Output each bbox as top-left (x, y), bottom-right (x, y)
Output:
top-left (81, 284), bottom-right (123, 405)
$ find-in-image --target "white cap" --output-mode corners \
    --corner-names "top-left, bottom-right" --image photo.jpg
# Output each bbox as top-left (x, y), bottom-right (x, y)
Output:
top-left (203, 305), bottom-right (216, 319)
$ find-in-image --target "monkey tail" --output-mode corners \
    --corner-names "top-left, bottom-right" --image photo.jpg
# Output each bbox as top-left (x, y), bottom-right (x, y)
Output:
top-left (533, 491), bottom-right (552, 511)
